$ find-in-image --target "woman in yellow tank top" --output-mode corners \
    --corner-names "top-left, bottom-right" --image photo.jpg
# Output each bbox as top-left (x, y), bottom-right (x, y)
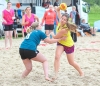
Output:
top-left (51, 7), bottom-right (84, 79)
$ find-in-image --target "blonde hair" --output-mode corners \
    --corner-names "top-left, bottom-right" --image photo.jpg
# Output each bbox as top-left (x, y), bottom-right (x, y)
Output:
top-left (26, 22), bottom-right (39, 33)
top-left (25, 7), bottom-right (31, 11)
top-left (67, 22), bottom-right (77, 33)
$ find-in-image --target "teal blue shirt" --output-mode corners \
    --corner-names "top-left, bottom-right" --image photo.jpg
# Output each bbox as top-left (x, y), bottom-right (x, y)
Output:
top-left (20, 30), bottom-right (47, 51)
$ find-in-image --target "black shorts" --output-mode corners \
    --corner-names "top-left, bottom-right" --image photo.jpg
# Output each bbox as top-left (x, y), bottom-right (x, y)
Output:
top-left (4, 24), bottom-right (13, 31)
top-left (19, 48), bottom-right (39, 60)
top-left (13, 25), bottom-right (18, 29)
top-left (45, 24), bottom-right (54, 30)
top-left (24, 32), bottom-right (27, 37)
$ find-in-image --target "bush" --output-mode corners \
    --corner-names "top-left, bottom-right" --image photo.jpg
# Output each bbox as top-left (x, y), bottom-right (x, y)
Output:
top-left (90, 4), bottom-right (100, 13)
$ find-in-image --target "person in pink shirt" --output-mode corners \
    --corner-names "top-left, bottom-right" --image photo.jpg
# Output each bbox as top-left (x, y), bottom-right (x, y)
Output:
top-left (2, 2), bottom-right (15, 49)
top-left (41, 5), bottom-right (58, 38)
top-left (22, 7), bottom-right (39, 37)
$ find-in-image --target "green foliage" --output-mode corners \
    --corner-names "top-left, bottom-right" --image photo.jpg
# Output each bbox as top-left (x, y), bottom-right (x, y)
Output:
top-left (83, 0), bottom-right (100, 5)
top-left (88, 4), bottom-right (100, 26)
top-left (90, 4), bottom-right (100, 13)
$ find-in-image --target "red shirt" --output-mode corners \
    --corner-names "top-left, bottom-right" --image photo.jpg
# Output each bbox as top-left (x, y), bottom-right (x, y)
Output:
top-left (41, 9), bottom-right (57, 25)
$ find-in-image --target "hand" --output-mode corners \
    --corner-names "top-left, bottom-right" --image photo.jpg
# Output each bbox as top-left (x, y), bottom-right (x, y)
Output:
top-left (3, 19), bottom-right (7, 24)
top-left (40, 23), bottom-right (43, 26)
top-left (12, 17), bottom-right (15, 20)
top-left (57, 6), bottom-right (60, 11)
top-left (50, 32), bottom-right (55, 37)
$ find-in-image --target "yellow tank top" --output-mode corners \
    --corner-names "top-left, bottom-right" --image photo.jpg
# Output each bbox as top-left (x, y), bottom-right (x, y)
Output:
top-left (56, 23), bottom-right (74, 47)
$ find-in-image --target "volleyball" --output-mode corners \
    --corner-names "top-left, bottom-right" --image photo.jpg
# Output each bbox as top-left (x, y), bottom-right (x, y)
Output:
top-left (60, 3), bottom-right (67, 10)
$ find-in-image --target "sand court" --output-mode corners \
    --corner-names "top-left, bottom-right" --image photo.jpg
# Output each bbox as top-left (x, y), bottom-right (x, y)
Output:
top-left (0, 33), bottom-right (100, 86)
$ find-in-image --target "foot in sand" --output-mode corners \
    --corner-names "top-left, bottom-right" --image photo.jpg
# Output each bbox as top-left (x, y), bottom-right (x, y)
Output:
top-left (80, 72), bottom-right (84, 77)
top-left (45, 77), bottom-right (53, 82)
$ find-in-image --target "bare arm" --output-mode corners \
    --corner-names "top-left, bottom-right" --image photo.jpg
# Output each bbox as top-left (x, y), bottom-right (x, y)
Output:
top-left (52, 29), bottom-right (68, 39)
top-left (22, 15), bottom-right (29, 26)
top-left (43, 37), bottom-right (61, 44)
top-left (2, 12), bottom-right (7, 23)
top-left (41, 11), bottom-right (46, 25)
top-left (34, 14), bottom-right (39, 22)
top-left (56, 7), bottom-right (61, 21)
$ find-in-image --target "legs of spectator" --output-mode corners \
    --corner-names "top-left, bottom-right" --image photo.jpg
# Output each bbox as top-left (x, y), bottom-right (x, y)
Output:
top-left (14, 29), bottom-right (17, 38)
top-left (22, 29), bottom-right (24, 37)
top-left (90, 27), bottom-right (97, 36)
top-left (77, 29), bottom-right (85, 37)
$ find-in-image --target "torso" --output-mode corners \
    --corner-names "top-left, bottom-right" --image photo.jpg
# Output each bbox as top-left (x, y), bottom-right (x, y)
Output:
top-left (3, 9), bottom-right (14, 25)
top-left (20, 30), bottom-right (47, 51)
top-left (56, 23), bottom-right (74, 47)
top-left (24, 13), bottom-right (35, 32)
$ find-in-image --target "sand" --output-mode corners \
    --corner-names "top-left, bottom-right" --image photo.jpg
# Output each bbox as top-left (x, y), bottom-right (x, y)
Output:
top-left (0, 33), bottom-right (100, 86)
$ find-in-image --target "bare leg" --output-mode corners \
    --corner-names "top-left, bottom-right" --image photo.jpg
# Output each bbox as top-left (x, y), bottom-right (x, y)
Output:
top-left (45, 30), bottom-right (50, 38)
top-left (22, 59), bottom-right (32, 78)
top-left (67, 53), bottom-right (84, 76)
top-left (54, 45), bottom-right (64, 79)
top-left (4, 31), bottom-right (9, 48)
top-left (22, 29), bottom-right (24, 37)
top-left (9, 31), bottom-right (13, 48)
top-left (32, 52), bottom-right (52, 81)
top-left (14, 29), bottom-right (16, 38)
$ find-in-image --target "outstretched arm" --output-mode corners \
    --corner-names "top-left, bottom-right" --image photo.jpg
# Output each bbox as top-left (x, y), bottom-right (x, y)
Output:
top-left (56, 7), bottom-right (61, 21)
top-left (51, 28), bottom-right (68, 39)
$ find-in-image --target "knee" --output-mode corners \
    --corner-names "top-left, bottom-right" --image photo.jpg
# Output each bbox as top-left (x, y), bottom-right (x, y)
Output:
top-left (68, 61), bottom-right (75, 66)
top-left (26, 67), bottom-right (32, 72)
top-left (55, 55), bottom-right (60, 61)
top-left (5, 35), bottom-right (9, 38)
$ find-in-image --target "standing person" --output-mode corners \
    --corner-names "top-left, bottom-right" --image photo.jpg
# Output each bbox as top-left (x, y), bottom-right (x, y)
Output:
top-left (54, 0), bottom-right (59, 6)
top-left (19, 22), bottom-right (65, 81)
top-left (41, 5), bottom-right (58, 38)
top-left (2, 2), bottom-right (15, 49)
top-left (22, 7), bottom-right (39, 37)
top-left (51, 7), bottom-right (84, 79)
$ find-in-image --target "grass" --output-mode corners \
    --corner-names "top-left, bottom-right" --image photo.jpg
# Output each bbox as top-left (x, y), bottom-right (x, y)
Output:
top-left (88, 13), bottom-right (100, 27)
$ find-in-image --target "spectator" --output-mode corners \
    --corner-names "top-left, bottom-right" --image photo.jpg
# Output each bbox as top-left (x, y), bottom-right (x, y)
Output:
top-left (22, 7), bottom-right (39, 37)
top-left (2, 2), bottom-right (15, 49)
top-left (41, 5), bottom-right (58, 38)
top-left (46, 0), bottom-right (51, 8)
top-left (80, 19), bottom-right (97, 36)
top-left (42, 0), bottom-right (48, 8)
top-left (54, 0), bottom-right (59, 6)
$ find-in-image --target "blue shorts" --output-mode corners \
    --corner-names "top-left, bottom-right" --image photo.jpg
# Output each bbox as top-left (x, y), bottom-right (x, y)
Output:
top-left (57, 42), bottom-right (74, 54)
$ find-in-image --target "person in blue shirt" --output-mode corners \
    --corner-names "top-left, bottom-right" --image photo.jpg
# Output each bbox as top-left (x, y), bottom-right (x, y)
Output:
top-left (19, 22), bottom-right (64, 81)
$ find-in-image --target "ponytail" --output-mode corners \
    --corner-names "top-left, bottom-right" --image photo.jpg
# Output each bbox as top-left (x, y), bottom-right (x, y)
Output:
top-left (26, 22), bottom-right (39, 33)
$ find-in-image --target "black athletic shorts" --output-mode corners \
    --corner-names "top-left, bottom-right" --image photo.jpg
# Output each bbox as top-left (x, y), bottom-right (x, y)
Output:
top-left (19, 48), bottom-right (39, 60)
top-left (4, 24), bottom-right (13, 31)
top-left (45, 24), bottom-right (54, 30)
